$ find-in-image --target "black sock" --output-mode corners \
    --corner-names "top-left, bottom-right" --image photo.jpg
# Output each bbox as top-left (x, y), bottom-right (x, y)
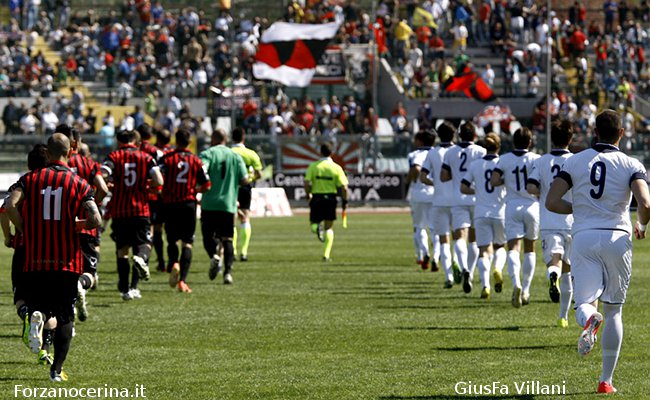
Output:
top-left (51, 321), bottom-right (73, 374)
top-left (167, 242), bottom-right (179, 268)
top-left (153, 230), bottom-right (164, 266)
top-left (117, 258), bottom-right (130, 293)
top-left (42, 328), bottom-right (54, 352)
top-left (180, 247), bottom-right (192, 282)
top-left (201, 222), bottom-right (217, 258)
top-left (78, 273), bottom-right (93, 290)
top-left (130, 265), bottom-right (140, 289)
top-left (17, 304), bottom-right (28, 320)
top-left (223, 240), bottom-right (234, 275)
top-left (135, 244), bottom-right (151, 264)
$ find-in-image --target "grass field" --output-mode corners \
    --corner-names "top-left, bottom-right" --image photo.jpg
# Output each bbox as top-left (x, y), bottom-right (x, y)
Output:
top-left (1, 212), bottom-right (650, 399)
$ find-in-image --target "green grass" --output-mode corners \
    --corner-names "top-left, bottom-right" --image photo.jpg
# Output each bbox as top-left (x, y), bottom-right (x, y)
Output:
top-left (1, 212), bottom-right (650, 399)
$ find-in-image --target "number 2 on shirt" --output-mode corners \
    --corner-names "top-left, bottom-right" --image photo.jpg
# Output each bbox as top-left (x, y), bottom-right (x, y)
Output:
top-left (459, 152), bottom-right (468, 172)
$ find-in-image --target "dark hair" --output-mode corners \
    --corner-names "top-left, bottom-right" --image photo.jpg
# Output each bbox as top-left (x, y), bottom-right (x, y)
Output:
top-left (137, 123), bottom-right (153, 140)
top-left (595, 109), bottom-right (622, 144)
top-left (459, 122), bottom-right (476, 142)
top-left (512, 127), bottom-right (533, 150)
top-left (176, 129), bottom-right (191, 147)
top-left (484, 133), bottom-right (501, 153)
top-left (231, 126), bottom-right (245, 143)
top-left (28, 144), bottom-right (48, 170)
top-left (116, 130), bottom-right (137, 144)
top-left (211, 128), bottom-right (227, 145)
top-left (437, 120), bottom-right (456, 143)
top-left (551, 119), bottom-right (574, 148)
top-left (320, 142), bottom-right (333, 157)
top-left (416, 130), bottom-right (436, 147)
top-left (55, 124), bottom-right (80, 142)
top-left (156, 129), bottom-right (171, 146)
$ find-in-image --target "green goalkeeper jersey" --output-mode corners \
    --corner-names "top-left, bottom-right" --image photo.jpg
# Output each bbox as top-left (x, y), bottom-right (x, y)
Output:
top-left (199, 145), bottom-right (248, 214)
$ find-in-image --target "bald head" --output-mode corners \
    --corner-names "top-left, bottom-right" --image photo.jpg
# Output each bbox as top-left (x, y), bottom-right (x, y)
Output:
top-left (47, 133), bottom-right (72, 162)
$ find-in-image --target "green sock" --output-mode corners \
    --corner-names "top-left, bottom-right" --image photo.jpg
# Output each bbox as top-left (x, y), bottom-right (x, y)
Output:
top-left (311, 223), bottom-right (318, 234)
top-left (240, 222), bottom-right (252, 256)
top-left (323, 229), bottom-right (334, 259)
top-left (232, 226), bottom-right (238, 256)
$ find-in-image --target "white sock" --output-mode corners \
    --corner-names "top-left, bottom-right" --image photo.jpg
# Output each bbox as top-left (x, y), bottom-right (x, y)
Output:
top-left (477, 257), bottom-right (490, 288)
top-left (507, 250), bottom-right (521, 288)
top-left (546, 264), bottom-right (561, 279)
top-left (522, 252), bottom-right (536, 295)
top-left (575, 303), bottom-right (598, 328)
top-left (467, 241), bottom-right (479, 277)
top-left (559, 272), bottom-right (573, 320)
top-left (454, 238), bottom-right (468, 273)
top-left (494, 247), bottom-right (507, 273)
top-left (431, 233), bottom-right (440, 262)
top-left (440, 243), bottom-right (453, 282)
top-left (600, 303), bottom-right (623, 385)
top-left (413, 228), bottom-right (428, 261)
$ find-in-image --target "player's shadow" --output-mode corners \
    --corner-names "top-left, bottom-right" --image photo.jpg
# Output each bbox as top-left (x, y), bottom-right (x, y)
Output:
top-left (397, 325), bottom-right (521, 331)
top-left (0, 334), bottom-right (19, 339)
top-left (431, 344), bottom-right (575, 352)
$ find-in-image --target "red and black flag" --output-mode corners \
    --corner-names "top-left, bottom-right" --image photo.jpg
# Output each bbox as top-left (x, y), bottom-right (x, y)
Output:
top-left (442, 66), bottom-right (496, 103)
top-left (253, 21), bottom-right (341, 87)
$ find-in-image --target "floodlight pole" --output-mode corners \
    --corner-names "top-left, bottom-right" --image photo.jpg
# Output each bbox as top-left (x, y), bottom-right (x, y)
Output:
top-left (546, 0), bottom-right (552, 154)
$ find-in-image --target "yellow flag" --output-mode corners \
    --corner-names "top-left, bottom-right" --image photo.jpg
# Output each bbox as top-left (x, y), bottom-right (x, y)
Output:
top-left (412, 7), bottom-right (437, 29)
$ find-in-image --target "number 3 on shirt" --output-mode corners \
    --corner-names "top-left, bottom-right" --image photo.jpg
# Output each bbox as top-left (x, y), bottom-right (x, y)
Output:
top-left (590, 161), bottom-right (606, 199)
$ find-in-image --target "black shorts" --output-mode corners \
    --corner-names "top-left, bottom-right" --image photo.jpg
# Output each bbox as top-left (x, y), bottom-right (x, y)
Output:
top-left (201, 209), bottom-right (235, 239)
top-left (238, 185), bottom-right (253, 211)
top-left (111, 217), bottom-right (152, 249)
top-left (164, 201), bottom-right (197, 244)
top-left (23, 271), bottom-right (78, 325)
top-left (150, 199), bottom-right (165, 225)
top-left (309, 194), bottom-right (338, 223)
top-left (79, 233), bottom-right (100, 275)
top-left (12, 245), bottom-right (25, 304)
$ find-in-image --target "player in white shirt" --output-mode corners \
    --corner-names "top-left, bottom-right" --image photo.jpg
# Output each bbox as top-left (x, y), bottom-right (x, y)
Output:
top-left (440, 122), bottom-right (486, 294)
top-left (526, 119), bottom-right (574, 327)
top-left (408, 131), bottom-right (440, 271)
top-left (491, 128), bottom-right (540, 308)
top-left (460, 133), bottom-right (507, 300)
top-left (420, 121), bottom-right (457, 288)
top-left (546, 110), bottom-right (650, 395)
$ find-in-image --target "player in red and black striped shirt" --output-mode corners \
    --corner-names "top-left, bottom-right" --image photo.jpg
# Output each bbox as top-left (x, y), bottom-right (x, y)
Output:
top-left (138, 123), bottom-right (161, 160)
top-left (159, 129), bottom-right (211, 293)
top-left (57, 125), bottom-right (110, 321)
top-left (5, 134), bottom-right (102, 382)
top-left (102, 130), bottom-right (164, 300)
top-left (2, 144), bottom-right (51, 364)
top-left (149, 128), bottom-right (174, 271)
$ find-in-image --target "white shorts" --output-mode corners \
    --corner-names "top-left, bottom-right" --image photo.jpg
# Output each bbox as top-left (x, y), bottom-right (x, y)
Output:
top-left (451, 205), bottom-right (473, 231)
top-left (410, 201), bottom-right (432, 230)
top-left (432, 206), bottom-right (452, 236)
top-left (505, 202), bottom-right (539, 241)
top-left (571, 230), bottom-right (632, 305)
top-left (541, 230), bottom-right (572, 265)
top-left (474, 217), bottom-right (506, 247)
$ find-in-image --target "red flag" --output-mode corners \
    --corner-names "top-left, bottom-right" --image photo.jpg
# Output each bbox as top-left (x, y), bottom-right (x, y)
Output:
top-left (442, 66), bottom-right (495, 103)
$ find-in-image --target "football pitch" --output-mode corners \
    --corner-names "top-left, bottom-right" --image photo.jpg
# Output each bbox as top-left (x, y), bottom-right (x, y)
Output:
top-left (1, 212), bottom-right (649, 399)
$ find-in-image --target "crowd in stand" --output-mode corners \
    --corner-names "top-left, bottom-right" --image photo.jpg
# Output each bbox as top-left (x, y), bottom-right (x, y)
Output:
top-left (1, 0), bottom-right (650, 140)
